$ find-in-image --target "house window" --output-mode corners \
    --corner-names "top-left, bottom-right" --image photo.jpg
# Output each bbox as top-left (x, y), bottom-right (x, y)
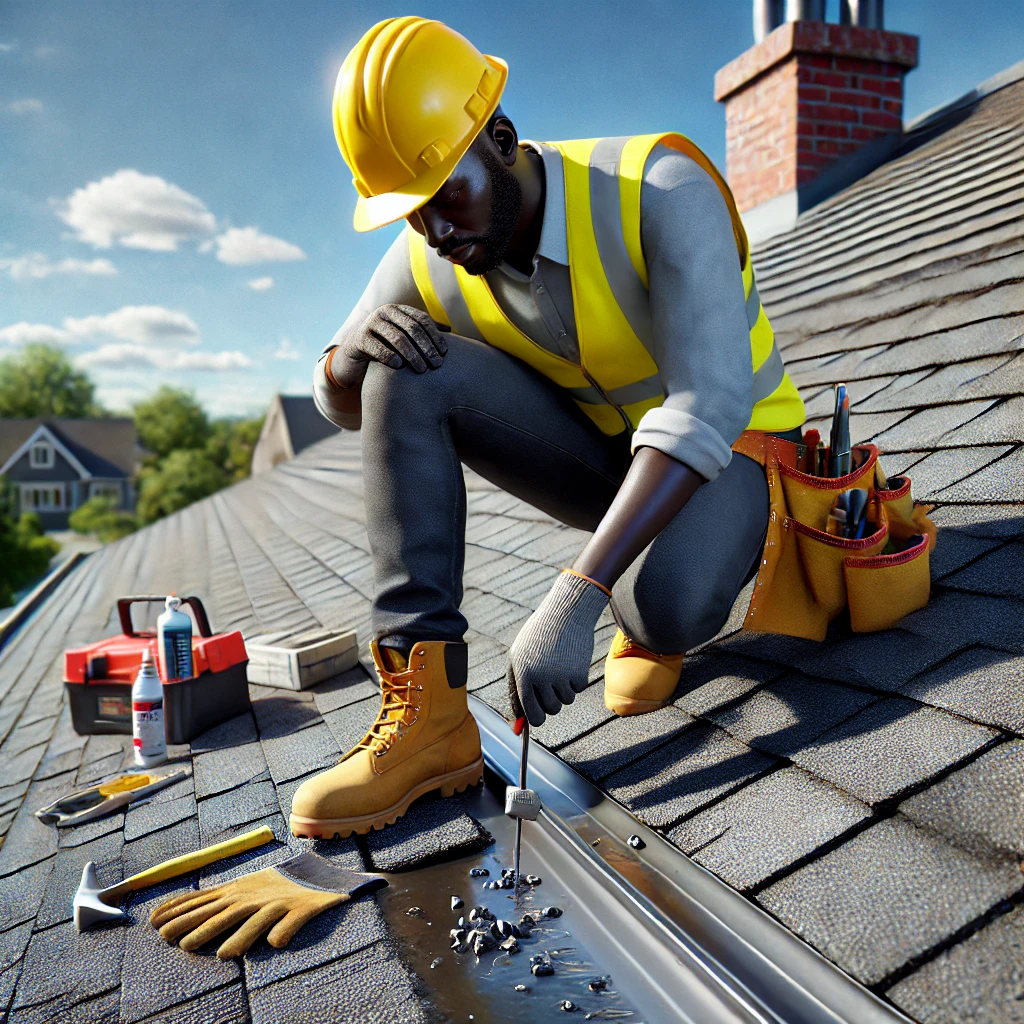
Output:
top-left (90, 482), bottom-right (121, 504)
top-left (21, 486), bottom-right (64, 511)
top-left (30, 442), bottom-right (54, 469)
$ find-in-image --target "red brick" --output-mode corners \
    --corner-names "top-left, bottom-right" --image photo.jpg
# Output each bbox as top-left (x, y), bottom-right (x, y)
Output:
top-left (829, 89), bottom-right (881, 109)
top-left (851, 126), bottom-right (879, 141)
top-left (801, 85), bottom-right (828, 101)
top-left (815, 121), bottom-right (851, 138)
top-left (809, 70), bottom-right (850, 88)
top-left (884, 99), bottom-right (903, 114)
top-left (861, 110), bottom-right (902, 130)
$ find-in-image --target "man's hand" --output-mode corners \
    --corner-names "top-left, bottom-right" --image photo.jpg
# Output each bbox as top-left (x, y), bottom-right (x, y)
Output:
top-left (328, 304), bottom-right (449, 389)
top-left (507, 571), bottom-right (610, 727)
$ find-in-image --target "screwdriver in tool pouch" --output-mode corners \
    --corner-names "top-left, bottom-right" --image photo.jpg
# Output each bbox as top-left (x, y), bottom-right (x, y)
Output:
top-left (829, 383), bottom-right (852, 477)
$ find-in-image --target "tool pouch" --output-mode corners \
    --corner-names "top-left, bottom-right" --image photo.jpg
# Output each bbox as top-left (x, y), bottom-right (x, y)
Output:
top-left (732, 431), bottom-right (937, 642)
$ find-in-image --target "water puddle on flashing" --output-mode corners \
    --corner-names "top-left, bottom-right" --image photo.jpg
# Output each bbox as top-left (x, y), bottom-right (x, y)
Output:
top-left (377, 772), bottom-right (643, 1024)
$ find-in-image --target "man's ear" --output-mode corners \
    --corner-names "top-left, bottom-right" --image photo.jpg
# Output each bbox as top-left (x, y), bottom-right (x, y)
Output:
top-left (490, 116), bottom-right (519, 165)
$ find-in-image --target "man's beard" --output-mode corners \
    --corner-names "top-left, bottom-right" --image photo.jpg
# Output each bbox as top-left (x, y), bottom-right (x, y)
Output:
top-left (444, 147), bottom-right (522, 276)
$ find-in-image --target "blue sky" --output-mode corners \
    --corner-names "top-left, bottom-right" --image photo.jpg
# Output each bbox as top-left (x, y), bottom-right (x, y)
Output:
top-left (2, 1), bottom-right (1022, 417)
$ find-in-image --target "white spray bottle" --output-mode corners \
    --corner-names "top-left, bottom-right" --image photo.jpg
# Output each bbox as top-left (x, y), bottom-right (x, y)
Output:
top-left (132, 648), bottom-right (167, 768)
top-left (157, 596), bottom-right (194, 682)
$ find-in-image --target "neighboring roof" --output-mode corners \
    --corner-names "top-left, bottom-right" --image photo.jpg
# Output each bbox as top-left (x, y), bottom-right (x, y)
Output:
top-left (0, 418), bottom-right (137, 477)
top-left (278, 396), bottom-right (339, 457)
top-left (0, 65), bottom-right (1021, 1023)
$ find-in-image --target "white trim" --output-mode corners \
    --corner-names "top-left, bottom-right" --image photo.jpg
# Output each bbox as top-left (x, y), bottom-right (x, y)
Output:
top-left (0, 424), bottom-right (90, 479)
top-left (29, 440), bottom-right (54, 468)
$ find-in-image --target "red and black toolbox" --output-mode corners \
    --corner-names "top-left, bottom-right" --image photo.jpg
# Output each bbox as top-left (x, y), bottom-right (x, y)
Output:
top-left (64, 596), bottom-right (251, 743)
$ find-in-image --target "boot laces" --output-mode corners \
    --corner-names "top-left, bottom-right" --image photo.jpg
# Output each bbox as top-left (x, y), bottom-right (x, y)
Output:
top-left (358, 663), bottom-right (424, 755)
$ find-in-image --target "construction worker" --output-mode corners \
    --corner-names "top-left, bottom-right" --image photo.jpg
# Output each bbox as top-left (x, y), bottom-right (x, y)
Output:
top-left (290, 17), bottom-right (805, 840)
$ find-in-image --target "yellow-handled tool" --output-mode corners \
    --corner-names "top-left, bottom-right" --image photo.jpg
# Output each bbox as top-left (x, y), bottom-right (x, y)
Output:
top-left (74, 825), bottom-right (274, 931)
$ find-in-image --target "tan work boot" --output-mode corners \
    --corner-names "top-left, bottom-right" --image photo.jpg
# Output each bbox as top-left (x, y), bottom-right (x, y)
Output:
top-left (289, 639), bottom-right (482, 839)
top-left (603, 629), bottom-right (684, 716)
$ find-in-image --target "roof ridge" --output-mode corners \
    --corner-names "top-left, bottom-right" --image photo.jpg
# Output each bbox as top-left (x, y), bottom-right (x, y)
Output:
top-left (905, 58), bottom-right (1024, 135)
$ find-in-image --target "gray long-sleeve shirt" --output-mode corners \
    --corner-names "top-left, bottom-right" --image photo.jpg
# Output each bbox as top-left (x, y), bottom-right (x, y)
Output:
top-left (314, 141), bottom-right (753, 482)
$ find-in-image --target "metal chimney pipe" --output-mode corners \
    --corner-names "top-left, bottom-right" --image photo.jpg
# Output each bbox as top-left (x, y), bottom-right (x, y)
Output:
top-left (753, 0), bottom-right (785, 42)
top-left (839, 0), bottom-right (885, 28)
top-left (785, 0), bottom-right (826, 22)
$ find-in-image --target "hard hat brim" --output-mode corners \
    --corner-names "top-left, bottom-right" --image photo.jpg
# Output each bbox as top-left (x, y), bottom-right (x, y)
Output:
top-left (352, 54), bottom-right (508, 233)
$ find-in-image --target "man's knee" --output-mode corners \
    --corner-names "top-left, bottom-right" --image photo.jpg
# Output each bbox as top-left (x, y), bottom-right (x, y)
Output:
top-left (619, 565), bottom-right (740, 654)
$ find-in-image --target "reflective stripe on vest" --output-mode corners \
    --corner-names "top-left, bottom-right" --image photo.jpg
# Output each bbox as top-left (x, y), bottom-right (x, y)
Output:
top-left (408, 133), bottom-right (805, 437)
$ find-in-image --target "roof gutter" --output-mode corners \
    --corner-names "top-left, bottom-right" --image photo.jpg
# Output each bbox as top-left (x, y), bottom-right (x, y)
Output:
top-left (472, 694), bottom-right (915, 1024)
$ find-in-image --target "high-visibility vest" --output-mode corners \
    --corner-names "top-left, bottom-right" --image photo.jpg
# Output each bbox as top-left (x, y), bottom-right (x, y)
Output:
top-left (408, 132), bottom-right (806, 437)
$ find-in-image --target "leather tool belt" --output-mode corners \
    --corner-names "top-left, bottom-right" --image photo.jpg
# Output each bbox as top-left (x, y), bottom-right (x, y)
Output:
top-left (732, 430), bottom-right (937, 642)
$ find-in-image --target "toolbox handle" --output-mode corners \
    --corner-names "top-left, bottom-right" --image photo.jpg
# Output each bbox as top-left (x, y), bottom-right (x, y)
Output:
top-left (117, 596), bottom-right (213, 638)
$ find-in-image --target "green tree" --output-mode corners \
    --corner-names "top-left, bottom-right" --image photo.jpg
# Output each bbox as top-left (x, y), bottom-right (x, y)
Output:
top-left (69, 496), bottom-right (138, 543)
top-left (0, 482), bottom-right (60, 607)
top-left (136, 448), bottom-right (227, 524)
top-left (0, 344), bottom-right (102, 418)
top-left (133, 387), bottom-right (209, 461)
top-left (206, 416), bottom-right (264, 482)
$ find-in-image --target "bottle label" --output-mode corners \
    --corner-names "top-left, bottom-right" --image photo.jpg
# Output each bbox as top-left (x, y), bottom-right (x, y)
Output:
top-left (133, 699), bottom-right (165, 756)
top-left (162, 629), bottom-right (193, 681)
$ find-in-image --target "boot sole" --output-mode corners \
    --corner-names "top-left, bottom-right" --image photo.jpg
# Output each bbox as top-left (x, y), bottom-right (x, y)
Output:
top-left (288, 756), bottom-right (485, 840)
top-left (605, 693), bottom-right (671, 717)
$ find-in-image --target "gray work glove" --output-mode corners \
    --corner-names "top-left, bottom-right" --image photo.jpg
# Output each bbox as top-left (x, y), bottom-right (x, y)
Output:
top-left (508, 570), bottom-right (610, 728)
top-left (328, 303), bottom-right (449, 389)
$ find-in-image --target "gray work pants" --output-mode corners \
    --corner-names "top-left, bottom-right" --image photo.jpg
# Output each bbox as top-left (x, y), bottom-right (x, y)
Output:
top-left (360, 334), bottom-right (769, 655)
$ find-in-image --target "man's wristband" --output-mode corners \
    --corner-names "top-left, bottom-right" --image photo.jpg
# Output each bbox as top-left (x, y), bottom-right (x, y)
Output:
top-left (321, 346), bottom-right (346, 389)
top-left (561, 568), bottom-right (612, 597)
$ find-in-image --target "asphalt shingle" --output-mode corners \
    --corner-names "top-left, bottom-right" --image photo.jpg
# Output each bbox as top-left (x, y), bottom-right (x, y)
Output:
top-left (792, 698), bottom-right (999, 805)
top-left (363, 792), bottom-right (493, 872)
top-left (900, 741), bottom-right (1024, 860)
top-left (603, 723), bottom-right (776, 828)
top-left (668, 766), bottom-right (871, 891)
top-left (758, 815), bottom-right (1024, 986)
top-left (900, 646), bottom-right (1024, 733)
top-left (887, 905), bottom-right (1024, 1024)
top-left (706, 674), bottom-right (878, 757)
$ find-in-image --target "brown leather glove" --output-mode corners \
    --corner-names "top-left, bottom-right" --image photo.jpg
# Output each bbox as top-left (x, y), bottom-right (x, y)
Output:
top-left (150, 852), bottom-right (387, 959)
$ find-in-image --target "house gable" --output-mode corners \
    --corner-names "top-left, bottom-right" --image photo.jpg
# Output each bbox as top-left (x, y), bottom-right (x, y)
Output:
top-left (0, 424), bottom-right (90, 480)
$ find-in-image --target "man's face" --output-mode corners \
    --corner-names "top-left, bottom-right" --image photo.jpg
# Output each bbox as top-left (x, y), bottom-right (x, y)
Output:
top-left (408, 141), bottom-right (522, 276)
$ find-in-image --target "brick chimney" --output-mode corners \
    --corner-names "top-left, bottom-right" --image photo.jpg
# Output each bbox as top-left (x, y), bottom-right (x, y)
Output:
top-left (715, 1), bottom-right (918, 238)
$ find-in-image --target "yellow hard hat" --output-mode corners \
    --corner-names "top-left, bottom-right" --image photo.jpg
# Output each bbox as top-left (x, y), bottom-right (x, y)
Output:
top-left (333, 17), bottom-right (508, 232)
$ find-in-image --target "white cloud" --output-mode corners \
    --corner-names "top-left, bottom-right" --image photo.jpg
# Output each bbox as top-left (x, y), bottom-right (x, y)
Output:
top-left (1, 252), bottom-right (117, 281)
top-left (247, 276), bottom-right (274, 291)
top-left (77, 343), bottom-right (251, 372)
top-left (56, 169), bottom-right (217, 251)
top-left (64, 305), bottom-right (200, 346)
top-left (7, 98), bottom-right (43, 115)
top-left (273, 337), bottom-right (300, 361)
top-left (213, 226), bottom-right (306, 265)
top-left (0, 322), bottom-right (69, 345)
top-left (0, 41), bottom-right (17, 53)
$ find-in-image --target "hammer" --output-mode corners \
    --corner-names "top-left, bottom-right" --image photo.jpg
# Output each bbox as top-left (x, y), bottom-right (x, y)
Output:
top-left (74, 825), bottom-right (274, 932)
top-left (505, 717), bottom-right (541, 893)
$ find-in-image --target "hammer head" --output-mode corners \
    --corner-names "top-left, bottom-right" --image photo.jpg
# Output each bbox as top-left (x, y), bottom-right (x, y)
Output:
top-left (505, 786), bottom-right (541, 821)
top-left (73, 861), bottom-right (123, 932)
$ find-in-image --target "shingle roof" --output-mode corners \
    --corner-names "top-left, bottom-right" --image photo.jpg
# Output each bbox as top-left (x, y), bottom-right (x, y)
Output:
top-left (0, 65), bottom-right (1021, 1024)
top-left (278, 396), bottom-right (339, 457)
top-left (0, 418), bottom-right (138, 477)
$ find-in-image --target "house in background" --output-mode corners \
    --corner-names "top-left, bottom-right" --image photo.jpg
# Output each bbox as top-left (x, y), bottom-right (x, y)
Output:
top-left (251, 394), bottom-right (339, 474)
top-left (0, 418), bottom-right (139, 530)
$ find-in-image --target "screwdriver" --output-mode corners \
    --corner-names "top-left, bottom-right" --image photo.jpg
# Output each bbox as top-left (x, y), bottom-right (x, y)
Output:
top-left (506, 716), bottom-right (541, 897)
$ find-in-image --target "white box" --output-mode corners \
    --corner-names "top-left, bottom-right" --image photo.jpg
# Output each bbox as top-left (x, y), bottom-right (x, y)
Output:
top-left (244, 628), bottom-right (358, 691)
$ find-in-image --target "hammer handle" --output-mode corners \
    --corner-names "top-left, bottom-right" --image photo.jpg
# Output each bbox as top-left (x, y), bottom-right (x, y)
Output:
top-left (108, 826), bottom-right (274, 896)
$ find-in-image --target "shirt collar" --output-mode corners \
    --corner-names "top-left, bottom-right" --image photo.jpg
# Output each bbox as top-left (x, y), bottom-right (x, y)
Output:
top-left (495, 140), bottom-right (568, 280)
